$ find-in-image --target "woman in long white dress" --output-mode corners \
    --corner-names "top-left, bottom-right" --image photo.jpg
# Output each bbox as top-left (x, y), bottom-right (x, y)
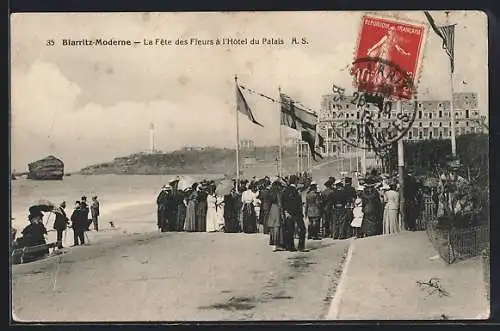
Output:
top-left (215, 195), bottom-right (225, 231)
top-left (383, 183), bottom-right (400, 234)
top-left (206, 187), bottom-right (219, 232)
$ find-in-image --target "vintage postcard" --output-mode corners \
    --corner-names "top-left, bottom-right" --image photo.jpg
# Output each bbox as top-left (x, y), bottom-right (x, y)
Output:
top-left (10, 11), bottom-right (489, 322)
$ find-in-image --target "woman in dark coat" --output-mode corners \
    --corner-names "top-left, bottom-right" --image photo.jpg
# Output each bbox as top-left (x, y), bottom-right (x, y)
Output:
top-left (156, 186), bottom-right (168, 230)
top-left (361, 183), bottom-right (384, 237)
top-left (223, 190), bottom-right (240, 233)
top-left (195, 185), bottom-right (208, 232)
top-left (267, 181), bottom-right (286, 251)
top-left (241, 185), bottom-right (258, 233)
top-left (258, 185), bottom-right (272, 234)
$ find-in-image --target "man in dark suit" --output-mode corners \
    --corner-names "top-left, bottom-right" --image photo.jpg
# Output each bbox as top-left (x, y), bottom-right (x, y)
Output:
top-left (80, 196), bottom-right (91, 231)
top-left (53, 201), bottom-right (70, 248)
top-left (156, 186), bottom-right (169, 231)
top-left (281, 175), bottom-right (307, 251)
top-left (71, 201), bottom-right (87, 246)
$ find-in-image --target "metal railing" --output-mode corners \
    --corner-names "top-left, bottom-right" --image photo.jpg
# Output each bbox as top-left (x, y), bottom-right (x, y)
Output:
top-left (421, 194), bottom-right (489, 264)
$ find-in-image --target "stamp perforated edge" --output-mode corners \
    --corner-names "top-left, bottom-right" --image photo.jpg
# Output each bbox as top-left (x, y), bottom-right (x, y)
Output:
top-left (351, 11), bottom-right (431, 98)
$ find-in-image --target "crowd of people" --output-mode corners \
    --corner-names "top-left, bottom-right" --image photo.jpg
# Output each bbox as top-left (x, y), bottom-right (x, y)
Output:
top-left (155, 172), bottom-right (417, 252)
top-left (11, 196), bottom-right (101, 262)
top-left (11, 169), bottom-right (426, 263)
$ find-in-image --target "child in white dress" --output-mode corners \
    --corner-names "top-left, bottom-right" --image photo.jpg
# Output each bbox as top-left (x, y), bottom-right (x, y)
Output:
top-left (351, 197), bottom-right (364, 238)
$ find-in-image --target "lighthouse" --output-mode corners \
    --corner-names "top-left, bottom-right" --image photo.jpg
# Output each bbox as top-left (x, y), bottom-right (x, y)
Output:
top-left (149, 123), bottom-right (156, 153)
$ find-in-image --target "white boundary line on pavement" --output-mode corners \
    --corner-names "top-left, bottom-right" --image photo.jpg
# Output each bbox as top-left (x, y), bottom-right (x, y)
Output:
top-left (312, 158), bottom-right (343, 170)
top-left (326, 239), bottom-right (355, 320)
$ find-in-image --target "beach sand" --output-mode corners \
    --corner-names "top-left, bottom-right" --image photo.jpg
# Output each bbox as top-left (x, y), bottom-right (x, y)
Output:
top-left (12, 231), bottom-right (349, 321)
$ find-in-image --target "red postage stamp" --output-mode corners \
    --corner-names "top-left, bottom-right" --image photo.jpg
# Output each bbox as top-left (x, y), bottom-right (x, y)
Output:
top-left (351, 15), bottom-right (427, 100)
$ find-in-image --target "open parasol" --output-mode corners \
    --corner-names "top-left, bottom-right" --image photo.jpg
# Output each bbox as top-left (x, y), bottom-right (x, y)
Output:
top-left (177, 176), bottom-right (196, 191)
top-left (30, 199), bottom-right (56, 212)
top-left (215, 179), bottom-right (234, 196)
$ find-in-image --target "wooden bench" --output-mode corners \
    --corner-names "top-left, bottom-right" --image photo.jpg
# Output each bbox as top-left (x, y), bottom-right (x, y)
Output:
top-left (11, 242), bottom-right (58, 264)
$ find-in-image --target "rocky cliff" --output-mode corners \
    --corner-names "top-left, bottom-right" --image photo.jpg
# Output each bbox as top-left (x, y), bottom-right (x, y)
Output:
top-left (80, 146), bottom-right (298, 175)
top-left (27, 155), bottom-right (64, 180)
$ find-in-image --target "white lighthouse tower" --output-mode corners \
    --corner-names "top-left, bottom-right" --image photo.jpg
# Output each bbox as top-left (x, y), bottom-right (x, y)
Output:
top-left (149, 123), bottom-right (156, 153)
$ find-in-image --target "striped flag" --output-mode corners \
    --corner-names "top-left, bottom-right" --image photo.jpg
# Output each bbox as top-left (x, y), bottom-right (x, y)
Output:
top-left (424, 11), bottom-right (456, 73)
top-left (236, 84), bottom-right (263, 127)
top-left (280, 93), bottom-right (317, 131)
top-left (280, 93), bottom-right (324, 160)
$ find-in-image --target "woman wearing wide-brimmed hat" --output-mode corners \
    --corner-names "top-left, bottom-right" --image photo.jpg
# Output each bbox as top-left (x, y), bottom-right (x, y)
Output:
top-left (16, 208), bottom-right (49, 260)
top-left (361, 177), bottom-right (384, 237)
top-left (267, 179), bottom-right (286, 251)
top-left (183, 183), bottom-right (198, 232)
top-left (383, 183), bottom-right (400, 234)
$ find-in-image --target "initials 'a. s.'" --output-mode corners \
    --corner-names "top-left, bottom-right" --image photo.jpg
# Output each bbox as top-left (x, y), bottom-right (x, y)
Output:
top-left (291, 37), bottom-right (308, 45)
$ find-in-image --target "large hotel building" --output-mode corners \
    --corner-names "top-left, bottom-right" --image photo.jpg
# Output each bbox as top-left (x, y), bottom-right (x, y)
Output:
top-left (317, 92), bottom-right (486, 156)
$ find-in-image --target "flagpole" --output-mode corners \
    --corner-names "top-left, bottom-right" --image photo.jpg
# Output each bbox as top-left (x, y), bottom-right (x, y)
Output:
top-left (361, 119), bottom-right (367, 176)
top-left (296, 140), bottom-right (300, 174)
top-left (235, 75), bottom-right (241, 185)
top-left (397, 100), bottom-right (406, 230)
top-left (446, 11), bottom-right (457, 158)
top-left (278, 86), bottom-right (283, 177)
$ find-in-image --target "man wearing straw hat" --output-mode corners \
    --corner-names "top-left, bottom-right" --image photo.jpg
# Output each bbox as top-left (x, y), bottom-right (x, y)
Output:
top-left (305, 181), bottom-right (322, 240)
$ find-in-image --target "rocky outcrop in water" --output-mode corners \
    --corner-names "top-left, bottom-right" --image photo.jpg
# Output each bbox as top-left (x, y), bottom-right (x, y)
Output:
top-left (27, 155), bottom-right (64, 180)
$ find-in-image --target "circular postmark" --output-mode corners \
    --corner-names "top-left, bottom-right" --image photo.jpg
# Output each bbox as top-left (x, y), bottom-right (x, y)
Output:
top-left (328, 57), bottom-right (418, 152)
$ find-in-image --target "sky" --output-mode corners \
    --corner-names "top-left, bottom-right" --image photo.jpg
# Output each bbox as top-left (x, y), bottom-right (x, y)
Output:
top-left (10, 11), bottom-right (488, 172)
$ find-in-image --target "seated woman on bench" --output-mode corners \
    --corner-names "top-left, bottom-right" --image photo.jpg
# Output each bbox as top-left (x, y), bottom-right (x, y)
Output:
top-left (14, 208), bottom-right (49, 260)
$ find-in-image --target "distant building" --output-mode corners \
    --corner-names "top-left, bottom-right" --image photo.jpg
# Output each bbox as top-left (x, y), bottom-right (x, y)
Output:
top-left (317, 92), bottom-right (486, 156)
top-left (240, 139), bottom-right (255, 149)
top-left (183, 146), bottom-right (205, 152)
